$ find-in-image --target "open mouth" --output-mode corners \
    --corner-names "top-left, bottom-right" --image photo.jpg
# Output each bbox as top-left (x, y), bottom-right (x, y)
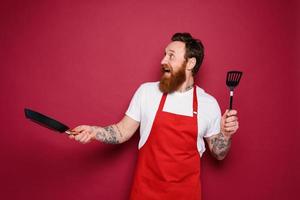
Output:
top-left (162, 67), bottom-right (171, 73)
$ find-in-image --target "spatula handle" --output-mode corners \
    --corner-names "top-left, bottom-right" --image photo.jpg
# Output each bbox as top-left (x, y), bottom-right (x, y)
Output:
top-left (229, 90), bottom-right (233, 110)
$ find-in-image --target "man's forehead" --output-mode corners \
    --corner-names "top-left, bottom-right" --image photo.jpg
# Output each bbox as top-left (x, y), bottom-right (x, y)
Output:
top-left (165, 41), bottom-right (185, 53)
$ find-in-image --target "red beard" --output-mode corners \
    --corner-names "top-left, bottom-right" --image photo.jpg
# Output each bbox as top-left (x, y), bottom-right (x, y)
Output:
top-left (159, 61), bottom-right (187, 93)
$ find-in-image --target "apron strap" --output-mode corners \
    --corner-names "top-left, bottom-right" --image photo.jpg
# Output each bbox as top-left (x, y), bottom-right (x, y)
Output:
top-left (158, 86), bottom-right (198, 115)
top-left (158, 93), bottom-right (167, 112)
top-left (193, 85), bottom-right (198, 115)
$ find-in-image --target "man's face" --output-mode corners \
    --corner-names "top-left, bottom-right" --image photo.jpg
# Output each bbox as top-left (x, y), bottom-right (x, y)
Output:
top-left (159, 41), bottom-right (187, 93)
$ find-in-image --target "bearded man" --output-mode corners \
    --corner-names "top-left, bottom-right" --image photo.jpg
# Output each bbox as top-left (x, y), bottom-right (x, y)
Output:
top-left (69, 32), bottom-right (239, 200)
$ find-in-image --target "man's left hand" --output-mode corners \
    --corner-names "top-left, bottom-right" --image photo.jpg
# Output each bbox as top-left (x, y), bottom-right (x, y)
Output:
top-left (221, 109), bottom-right (239, 138)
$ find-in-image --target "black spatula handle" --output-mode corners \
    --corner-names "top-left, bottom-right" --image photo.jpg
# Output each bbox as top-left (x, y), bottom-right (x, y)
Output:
top-left (229, 95), bottom-right (233, 110)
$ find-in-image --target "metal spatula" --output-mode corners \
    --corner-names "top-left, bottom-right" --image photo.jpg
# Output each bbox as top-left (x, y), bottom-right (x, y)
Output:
top-left (226, 71), bottom-right (243, 110)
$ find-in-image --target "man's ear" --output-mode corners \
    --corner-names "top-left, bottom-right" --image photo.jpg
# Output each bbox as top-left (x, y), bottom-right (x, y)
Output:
top-left (187, 57), bottom-right (196, 71)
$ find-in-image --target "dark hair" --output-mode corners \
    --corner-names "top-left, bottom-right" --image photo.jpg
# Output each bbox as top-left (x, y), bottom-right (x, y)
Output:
top-left (171, 32), bottom-right (204, 76)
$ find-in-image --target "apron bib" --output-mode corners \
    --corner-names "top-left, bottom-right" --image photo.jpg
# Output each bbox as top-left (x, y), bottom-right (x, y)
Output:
top-left (130, 86), bottom-right (201, 200)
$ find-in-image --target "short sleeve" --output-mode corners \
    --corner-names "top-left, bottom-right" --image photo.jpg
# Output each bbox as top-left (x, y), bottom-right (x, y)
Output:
top-left (125, 85), bottom-right (143, 122)
top-left (203, 99), bottom-right (221, 138)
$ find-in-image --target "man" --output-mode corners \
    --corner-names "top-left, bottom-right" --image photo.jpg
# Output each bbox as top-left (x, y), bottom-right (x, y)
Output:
top-left (70, 33), bottom-right (239, 200)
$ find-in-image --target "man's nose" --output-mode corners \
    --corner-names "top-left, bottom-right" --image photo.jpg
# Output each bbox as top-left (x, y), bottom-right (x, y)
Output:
top-left (161, 56), bottom-right (168, 65)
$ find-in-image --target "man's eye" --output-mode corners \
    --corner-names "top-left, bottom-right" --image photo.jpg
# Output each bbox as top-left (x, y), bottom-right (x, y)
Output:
top-left (169, 54), bottom-right (174, 59)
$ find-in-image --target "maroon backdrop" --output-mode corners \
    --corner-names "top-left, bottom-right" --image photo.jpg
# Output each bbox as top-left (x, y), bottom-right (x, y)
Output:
top-left (0, 0), bottom-right (299, 199)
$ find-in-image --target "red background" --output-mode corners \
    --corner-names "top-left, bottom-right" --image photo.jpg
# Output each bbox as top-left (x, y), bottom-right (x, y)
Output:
top-left (0, 0), bottom-right (299, 199)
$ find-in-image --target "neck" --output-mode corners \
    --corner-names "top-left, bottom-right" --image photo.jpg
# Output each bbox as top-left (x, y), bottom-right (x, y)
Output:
top-left (177, 76), bottom-right (194, 92)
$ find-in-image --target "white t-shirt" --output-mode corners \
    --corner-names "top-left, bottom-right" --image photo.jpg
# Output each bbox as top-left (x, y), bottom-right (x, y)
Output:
top-left (126, 82), bottom-right (221, 156)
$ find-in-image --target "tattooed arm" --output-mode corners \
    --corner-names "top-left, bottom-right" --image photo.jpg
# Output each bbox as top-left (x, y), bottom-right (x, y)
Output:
top-left (69, 115), bottom-right (140, 144)
top-left (93, 125), bottom-right (122, 144)
top-left (206, 133), bottom-right (232, 160)
top-left (206, 109), bottom-right (239, 160)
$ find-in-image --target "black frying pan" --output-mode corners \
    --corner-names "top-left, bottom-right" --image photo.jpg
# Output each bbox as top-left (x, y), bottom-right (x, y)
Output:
top-left (24, 108), bottom-right (75, 135)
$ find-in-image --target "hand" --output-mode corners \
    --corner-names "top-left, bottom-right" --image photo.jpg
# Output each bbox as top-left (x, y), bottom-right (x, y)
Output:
top-left (69, 125), bottom-right (96, 144)
top-left (221, 109), bottom-right (239, 138)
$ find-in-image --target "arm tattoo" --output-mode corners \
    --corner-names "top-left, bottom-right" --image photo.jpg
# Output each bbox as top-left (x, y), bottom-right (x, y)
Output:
top-left (210, 132), bottom-right (232, 160)
top-left (94, 125), bottom-right (122, 144)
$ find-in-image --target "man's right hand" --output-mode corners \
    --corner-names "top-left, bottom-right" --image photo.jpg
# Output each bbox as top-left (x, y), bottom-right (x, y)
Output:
top-left (69, 125), bottom-right (96, 144)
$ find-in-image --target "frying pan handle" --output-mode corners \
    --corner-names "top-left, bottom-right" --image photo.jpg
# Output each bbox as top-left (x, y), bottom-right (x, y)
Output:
top-left (65, 130), bottom-right (77, 135)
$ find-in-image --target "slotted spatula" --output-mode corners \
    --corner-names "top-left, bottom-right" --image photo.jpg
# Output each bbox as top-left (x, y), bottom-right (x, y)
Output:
top-left (226, 71), bottom-right (243, 110)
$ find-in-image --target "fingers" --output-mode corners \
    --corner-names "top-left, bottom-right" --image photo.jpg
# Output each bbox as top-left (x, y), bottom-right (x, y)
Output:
top-left (226, 109), bottom-right (237, 117)
top-left (73, 130), bottom-right (95, 144)
top-left (71, 125), bottom-right (88, 133)
top-left (68, 129), bottom-right (82, 140)
top-left (79, 132), bottom-right (92, 143)
top-left (221, 109), bottom-right (239, 137)
top-left (225, 116), bottom-right (238, 123)
top-left (223, 109), bottom-right (237, 118)
top-left (224, 121), bottom-right (239, 132)
top-left (224, 121), bottom-right (237, 127)
top-left (68, 134), bottom-right (75, 139)
top-left (68, 125), bottom-right (94, 143)
top-left (223, 109), bottom-right (238, 122)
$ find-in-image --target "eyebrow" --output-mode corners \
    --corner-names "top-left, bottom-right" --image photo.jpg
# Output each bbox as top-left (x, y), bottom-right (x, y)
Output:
top-left (165, 49), bottom-right (175, 53)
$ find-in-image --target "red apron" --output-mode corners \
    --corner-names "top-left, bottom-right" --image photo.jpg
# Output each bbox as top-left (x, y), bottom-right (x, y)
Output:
top-left (130, 86), bottom-right (201, 200)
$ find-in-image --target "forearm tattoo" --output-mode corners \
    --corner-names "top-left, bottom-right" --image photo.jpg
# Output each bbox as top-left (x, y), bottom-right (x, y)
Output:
top-left (210, 132), bottom-right (232, 160)
top-left (94, 125), bottom-right (123, 144)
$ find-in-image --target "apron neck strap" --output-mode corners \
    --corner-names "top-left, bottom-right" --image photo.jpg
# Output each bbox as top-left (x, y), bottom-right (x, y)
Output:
top-left (193, 85), bottom-right (198, 115)
top-left (158, 86), bottom-right (198, 115)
